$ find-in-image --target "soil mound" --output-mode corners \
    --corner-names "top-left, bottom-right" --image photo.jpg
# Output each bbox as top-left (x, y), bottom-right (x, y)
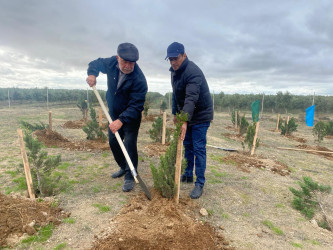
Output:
top-left (0, 193), bottom-right (69, 247)
top-left (144, 143), bottom-right (170, 157)
top-left (63, 119), bottom-right (86, 129)
top-left (223, 152), bottom-right (291, 176)
top-left (296, 144), bottom-right (333, 160)
top-left (34, 129), bottom-right (109, 151)
top-left (92, 190), bottom-right (232, 250)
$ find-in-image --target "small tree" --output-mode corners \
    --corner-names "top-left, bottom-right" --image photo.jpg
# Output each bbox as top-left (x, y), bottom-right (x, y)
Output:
top-left (231, 109), bottom-right (240, 127)
top-left (239, 115), bottom-right (249, 135)
top-left (23, 130), bottom-right (62, 197)
top-left (313, 121), bottom-right (327, 143)
top-left (20, 120), bottom-right (48, 131)
top-left (280, 117), bottom-right (298, 135)
top-left (150, 112), bottom-right (187, 198)
top-left (144, 96), bottom-right (151, 117)
top-left (160, 101), bottom-right (167, 112)
top-left (326, 121), bottom-right (333, 135)
top-left (77, 99), bottom-right (88, 120)
top-left (242, 121), bottom-right (260, 152)
top-left (82, 105), bottom-right (107, 141)
top-left (149, 116), bottom-right (171, 143)
top-left (289, 176), bottom-right (331, 230)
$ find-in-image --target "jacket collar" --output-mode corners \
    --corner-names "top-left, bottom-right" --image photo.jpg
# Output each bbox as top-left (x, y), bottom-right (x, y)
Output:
top-left (169, 57), bottom-right (189, 74)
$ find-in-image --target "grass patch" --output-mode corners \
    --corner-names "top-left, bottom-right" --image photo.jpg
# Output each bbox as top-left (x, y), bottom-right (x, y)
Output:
top-left (110, 182), bottom-right (122, 190)
top-left (63, 217), bottom-right (76, 224)
top-left (290, 242), bottom-right (303, 248)
top-left (275, 203), bottom-right (285, 208)
top-left (21, 224), bottom-right (54, 244)
top-left (58, 162), bottom-right (71, 170)
top-left (93, 203), bottom-right (111, 213)
top-left (262, 220), bottom-right (284, 235)
top-left (308, 239), bottom-right (320, 246)
top-left (4, 170), bottom-right (19, 177)
top-left (92, 185), bottom-right (103, 193)
top-left (210, 154), bottom-right (223, 163)
top-left (5, 176), bottom-right (27, 194)
top-left (207, 209), bottom-right (214, 216)
top-left (54, 242), bottom-right (67, 250)
top-left (102, 152), bottom-right (109, 158)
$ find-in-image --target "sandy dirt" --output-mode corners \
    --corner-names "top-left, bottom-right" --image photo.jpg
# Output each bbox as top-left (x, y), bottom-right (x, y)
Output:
top-left (0, 106), bottom-right (333, 249)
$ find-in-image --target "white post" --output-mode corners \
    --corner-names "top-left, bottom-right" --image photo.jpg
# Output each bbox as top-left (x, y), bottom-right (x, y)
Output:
top-left (8, 89), bottom-right (10, 108)
top-left (312, 91), bottom-right (315, 106)
top-left (169, 92), bottom-right (171, 110)
top-left (46, 87), bottom-right (49, 110)
top-left (260, 93), bottom-right (264, 119)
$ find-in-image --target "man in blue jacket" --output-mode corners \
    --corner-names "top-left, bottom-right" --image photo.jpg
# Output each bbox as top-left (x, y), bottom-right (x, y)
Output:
top-left (166, 42), bottom-right (213, 199)
top-left (86, 43), bottom-right (148, 192)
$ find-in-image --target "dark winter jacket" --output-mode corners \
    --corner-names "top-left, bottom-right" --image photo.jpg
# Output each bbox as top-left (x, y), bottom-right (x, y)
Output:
top-left (87, 56), bottom-right (148, 124)
top-left (170, 57), bottom-right (213, 126)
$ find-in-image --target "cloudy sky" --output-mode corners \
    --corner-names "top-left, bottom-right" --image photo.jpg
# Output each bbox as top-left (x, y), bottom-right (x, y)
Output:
top-left (0, 0), bottom-right (332, 95)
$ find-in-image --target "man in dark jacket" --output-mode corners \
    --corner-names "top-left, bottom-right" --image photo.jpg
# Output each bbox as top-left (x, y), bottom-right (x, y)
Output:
top-left (166, 42), bottom-right (213, 199)
top-left (86, 43), bottom-right (148, 192)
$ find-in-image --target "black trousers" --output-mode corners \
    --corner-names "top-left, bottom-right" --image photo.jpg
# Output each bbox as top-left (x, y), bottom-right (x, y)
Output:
top-left (108, 119), bottom-right (141, 180)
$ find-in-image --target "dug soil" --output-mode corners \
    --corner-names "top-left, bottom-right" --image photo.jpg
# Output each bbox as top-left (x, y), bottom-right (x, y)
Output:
top-left (92, 189), bottom-right (232, 250)
top-left (0, 192), bottom-right (69, 247)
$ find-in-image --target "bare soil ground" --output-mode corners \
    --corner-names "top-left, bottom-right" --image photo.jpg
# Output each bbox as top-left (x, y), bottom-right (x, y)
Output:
top-left (0, 105), bottom-right (333, 249)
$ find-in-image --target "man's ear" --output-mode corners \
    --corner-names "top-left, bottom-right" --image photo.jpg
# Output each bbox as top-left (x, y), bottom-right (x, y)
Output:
top-left (183, 53), bottom-right (187, 58)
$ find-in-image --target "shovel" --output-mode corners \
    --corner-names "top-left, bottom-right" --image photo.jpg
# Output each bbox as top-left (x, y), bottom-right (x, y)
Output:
top-left (92, 86), bottom-right (151, 200)
top-left (207, 144), bottom-right (238, 152)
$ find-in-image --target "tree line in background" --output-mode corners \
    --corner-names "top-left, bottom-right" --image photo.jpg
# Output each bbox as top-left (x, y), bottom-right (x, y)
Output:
top-left (1, 88), bottom-right (333, 114)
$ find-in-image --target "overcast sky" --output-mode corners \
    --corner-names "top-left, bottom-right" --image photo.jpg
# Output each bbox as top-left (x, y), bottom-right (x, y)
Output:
top-left (0, 0), bottom-right (332, 95)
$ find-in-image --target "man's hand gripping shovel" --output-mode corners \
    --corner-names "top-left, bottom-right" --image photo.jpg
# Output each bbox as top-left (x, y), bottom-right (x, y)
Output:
top-left (92, 85), bottom-right (151, 200)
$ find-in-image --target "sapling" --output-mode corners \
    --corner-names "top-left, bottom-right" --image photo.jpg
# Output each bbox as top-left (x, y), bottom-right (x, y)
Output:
top-left (23, 130), bottom-right (62, 197)
top-left (150, 112), bottom-right (187, 198)
top-left (82, 105), bottom-right (107, 141)
top-left (313, 121), bottom-right (327, 143)
top-left (280, 117), bottom-right (297, 135)
top-left (242, 121), bottom-right (260, 152)
top-left (77, 99), bottom-right (88, 120)
top-left (149, 116), bottom-right (171, 143)
top-left (289, 176), bottom-right (332, 230)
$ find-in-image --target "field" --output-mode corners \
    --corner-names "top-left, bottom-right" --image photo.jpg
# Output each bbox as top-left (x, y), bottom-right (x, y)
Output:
top-left (0, 104), bottom-right (333, 249)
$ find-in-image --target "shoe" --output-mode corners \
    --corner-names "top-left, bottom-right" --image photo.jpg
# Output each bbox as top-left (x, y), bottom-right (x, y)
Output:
top-left (190, 185), bottom-right (203, 199)
top-left (122, 179), bottom-right (134, 192)
top-left (181, 174), bottom-right (193, 183)
top-left (111, 169), bottom-right (126, 178)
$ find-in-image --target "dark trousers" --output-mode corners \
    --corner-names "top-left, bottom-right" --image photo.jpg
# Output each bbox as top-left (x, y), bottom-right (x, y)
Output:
top-left (183, 122), bottom-right (210, 187)
top-left (108, 119), bottom-right (141, 180)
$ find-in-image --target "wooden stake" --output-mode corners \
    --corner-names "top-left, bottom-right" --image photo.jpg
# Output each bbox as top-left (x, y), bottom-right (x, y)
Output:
top-left (99, 108), bottom-right (103, 127)
top-left (48, 111), bottom-right (52, 131)
top-left (250, 122), bottom-right (260, 156)
top-left (17, 129), bottom-right (35, 199)
top-left (174, 136), bottom-right (183, 204)
top-left (235, 110), bottom-right (238, 129)
top-left (277, 147), bottom-right (333, 154)
top-left (162, 112), bottom-right (166, 145)
top-left (275, 114), bottom-right (280, 132)
top-left (142, 110), bottom-right (145, 121)
top-left (287, 116), bottom-right (290, 125)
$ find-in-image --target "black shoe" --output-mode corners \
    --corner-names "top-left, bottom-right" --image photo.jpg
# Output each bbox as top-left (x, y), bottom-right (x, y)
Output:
top-left (181, 174), bottom-right (193, 183)
top-left (111, 169), bottom-right (126, 178)
top-left (190, 185), bottom-right (203, 199)
top-left (122, 179), bottom-right (134, 192)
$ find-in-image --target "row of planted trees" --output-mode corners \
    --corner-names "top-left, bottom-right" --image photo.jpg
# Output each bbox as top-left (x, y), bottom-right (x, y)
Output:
top-left (2, 88), bottom-right (333, 115)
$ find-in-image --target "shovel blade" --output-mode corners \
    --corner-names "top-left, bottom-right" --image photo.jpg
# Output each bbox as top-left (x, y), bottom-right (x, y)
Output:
top-left (136, 174), bottom-right (151, 200)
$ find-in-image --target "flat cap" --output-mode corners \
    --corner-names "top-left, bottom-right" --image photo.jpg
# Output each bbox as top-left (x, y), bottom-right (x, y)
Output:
top-left (117, 43), bottom-right (139, 62)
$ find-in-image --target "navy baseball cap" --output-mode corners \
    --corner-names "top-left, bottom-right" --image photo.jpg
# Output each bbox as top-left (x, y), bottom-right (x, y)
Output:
top-left (165, 42), bottom-right (185, 59)
top-left (117, 43), bottom-right (139, 62)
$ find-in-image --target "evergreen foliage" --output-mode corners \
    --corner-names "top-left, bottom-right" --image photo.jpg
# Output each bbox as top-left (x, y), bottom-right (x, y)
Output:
top-left (77, 99), bottom-right (88, 119)
top-left (280, 117), bottom-right (298, 135)
top-left (149, 116), bottom-right (171, 143)
top-left (82, 105), bottom-right (107, 141)
top-left (144, 95), bottom-right (151, 116)
top-left (313, 121), bottom-right (327, 142)
top-left (239, 115), bottom-right (249, 135)
top-left (326, 121), bottom-right (333, 135)
top-left (231, 110), bottom-right (240, 126)
top-left (20, 120), bottom-right (48, 131)
top-left (243, 121), bottom-right (260, 151)
top-left (150, 112), bottom-right (187, 198)
top-left (23, 130), bottom-right (62, 197)
top-left (289, 176), bottom-right (331, 220)
top-left (160, 101), bottom-right (167, 112)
